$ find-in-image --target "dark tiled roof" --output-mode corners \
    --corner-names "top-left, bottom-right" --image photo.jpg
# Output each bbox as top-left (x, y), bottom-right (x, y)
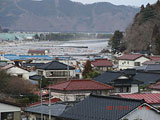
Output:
top-left (37, 61), bottom-right (75, 70)
top-left (93, 71), bottom-right (122, 84)
top-left (23, 63), bottom-right (45, 68)
top-left (29, 75), bottom-right (42, 80)
top-left (133, 72), bottom-right (160, 85)
top-left (25, 103), bottom-right (67, 117)
top-left (60, 94), bottom-right (144, 120)
top-left (111, 79), bottom-right (143, 86)
top-left (136, 64), bottom-right (160, 71)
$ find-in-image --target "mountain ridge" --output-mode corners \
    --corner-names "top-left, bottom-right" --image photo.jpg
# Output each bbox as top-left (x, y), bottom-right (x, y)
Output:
top-left (0, 0), bottom-right (139, 32)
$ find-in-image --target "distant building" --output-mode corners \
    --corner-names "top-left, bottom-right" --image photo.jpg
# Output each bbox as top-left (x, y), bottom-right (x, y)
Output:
top-left (118, 54), bottom-right (150, 70)
top-left (0, 100), bottom-right (21, 120)
top-left (47, 79), bottom-right (113, 101)
top-left (91, 58), bottom-right (113, 71)
top-left (28, 49), bottom-right (49, 56)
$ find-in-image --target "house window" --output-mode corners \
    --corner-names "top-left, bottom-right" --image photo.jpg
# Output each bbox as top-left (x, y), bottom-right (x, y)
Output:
top-left (46, 71), bottom-right (69, 77)
top-left (76, 95), bottom-right (85, 101)
top-left (1, 112), bottom-right (14, 120)
top-left (38, 70), bottom-right (43, 75)
top-left (134, 62), bottom-right (140, 66)
top-left (17, 74), bottom-right (23, 78)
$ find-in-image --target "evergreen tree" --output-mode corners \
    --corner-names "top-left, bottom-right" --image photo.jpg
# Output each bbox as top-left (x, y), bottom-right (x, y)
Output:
top-left (82, 60), bottom-right (93, 77)
top-left (109, 30), bottom-right (123, 52)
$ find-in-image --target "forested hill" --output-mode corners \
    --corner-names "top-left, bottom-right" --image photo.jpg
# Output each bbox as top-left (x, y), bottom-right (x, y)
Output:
top-left (124, 1), bottom-right (160, 54)
top-left (0, 0), bottom-right (139, 32)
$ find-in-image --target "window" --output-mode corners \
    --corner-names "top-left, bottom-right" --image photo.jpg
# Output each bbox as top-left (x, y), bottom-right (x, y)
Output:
top-left (38, 70), bottom-right (43, 75)
top-left (76, 95), bottom-right (85, 101)
top-left (46, 71), bottom-right (69, 77)
top-left (1, 112), bottom-right (14, 120)
top-left (134, 62), bottom-right (140, 66)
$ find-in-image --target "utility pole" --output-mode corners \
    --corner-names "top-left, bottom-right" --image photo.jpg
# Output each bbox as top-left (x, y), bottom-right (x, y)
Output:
top-left (40, 76), bottom-right (43, 120)
top-left (49, 86), bottom-right (51, 120)
top-left (67, 55), bottom-right (70, 80)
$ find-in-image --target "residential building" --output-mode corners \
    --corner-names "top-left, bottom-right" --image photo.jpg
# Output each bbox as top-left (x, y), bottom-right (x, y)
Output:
top-left (91, 58), bottom-right (113, 71)
top-left (47, 79), bottom-right (113, 101)
top-left (36, 61), bottom-right (76, 81)
top-left (59, 94), bottom-right (160, 120)
top-left (136, 64), bottom-right (160, 73)
top-left (1, 64), bottom-right (29, 80)
top-left (118, 54), bottom-right (150, 70)
top-left (0, 101), bottom-right (21, 120)
top-left (94, 70), bottom-right (143, 94)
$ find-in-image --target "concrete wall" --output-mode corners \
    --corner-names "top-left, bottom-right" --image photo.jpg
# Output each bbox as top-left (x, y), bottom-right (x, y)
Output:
top-left (14, 111), bottom-right (21, 120)
top-left (131, 84), bottom-right (139, 93)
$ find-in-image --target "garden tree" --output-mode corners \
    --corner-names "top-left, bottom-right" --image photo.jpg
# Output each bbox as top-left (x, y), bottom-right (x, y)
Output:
top-left (155, 33), bottom-right (160, 54)
top-left (109, 30), bottom-right (123, 53)
top-left (83, 70), bottom-right (100, 79)
top-left (0, 70), bottom-right (38, 105)
top-left (34, 34), bottom-right (40, 40)
top-left (82, 60), bottom-right (93, 77)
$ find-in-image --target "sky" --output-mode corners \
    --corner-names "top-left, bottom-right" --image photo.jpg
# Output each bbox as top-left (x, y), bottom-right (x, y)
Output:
top-left (71, 0), bottom-right (158, 6)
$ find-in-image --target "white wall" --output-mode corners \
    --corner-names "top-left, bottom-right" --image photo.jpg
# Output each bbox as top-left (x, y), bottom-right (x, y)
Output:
top-left (151, 90), bottom-right (160, 93)
top-left (7, 67), bottom-right (29, 80)
top-left (131, 84), bottom-right (139, 93)
top-left (118, 56), bottom-right (150, 70)
top-left (122, 105), bottom-right (160, 120)
top-left (0, 103), bottom-right (21, 112)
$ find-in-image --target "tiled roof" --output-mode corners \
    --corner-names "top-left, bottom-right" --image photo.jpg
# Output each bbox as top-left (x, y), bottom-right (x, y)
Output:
top-left (93, 71), bottom-right (122, 84)
top-left (118, 54), bottom-right (149, 60)
top-left (37, 61), bottom-right (75, 70)
top-left (91, 59), bottom-right (113, 67)
top-left (133, 72), bottom-right (160, 85)
top-left (119, 93), bottom-right (160, 104)
top-left (136, 64), bottom-right (160, 71)
top-left (28, 98), bottom-right (61, 107)
top-left (148, 82), bottom-right (160, 90)
top-left (48, 79), bottom-right (113, 91)
top-left (149, 56), bottom-right (160, 62)
top-left (60, 94), bottom-right (144, 120)
top-left (25, 103), bottom-right (67, 117)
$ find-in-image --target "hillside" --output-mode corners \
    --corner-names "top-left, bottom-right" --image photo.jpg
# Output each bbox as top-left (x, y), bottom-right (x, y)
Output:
top-left (124, 1), bottom-right (160, 54)
top-left (0, 0), bottom-right (139, 32)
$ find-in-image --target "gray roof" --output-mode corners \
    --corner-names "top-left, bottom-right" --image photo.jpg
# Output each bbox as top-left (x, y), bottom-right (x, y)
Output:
top-left (133, 72), bottom-right (160, 85)
top-left (25, 103), bottom-right (67, 117)
top-left (93, 71), bottom-right (122, 84)
top-left (136, 64), bottom-right (160, 71)
top-left (94, 71), bottom-right (160, 85)
top-left (37, 61), bottom-right (75, 70)
top-left (60, 94), bottom-right (144, 120)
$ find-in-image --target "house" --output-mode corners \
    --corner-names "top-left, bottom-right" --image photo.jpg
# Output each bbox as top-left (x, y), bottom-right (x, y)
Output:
top-left (118, 54), bottom-right (150, 70)
top-left (1, 64), bottom-right (29, 80)
top-left (91, 58), bottom-right (113, 71)
top-left (24, 101), bottom-right (77, 120)
top-left (59, 94), bottom-right (160, 120)
top-left (36, 61), bottom-right (76, 82)
top-left (28, 49), bottom-right (49, 55)
top-left (94, 69), bottom-right (160, 94)
top-left (0, 100), bottom-right (21, 120)
top-left (148, 82), bottom-right (160, 93)
top-left (94, 70), bottom-right (143, 94)
top-left (119, 93), bottom-right (160, 109)
top-left (47, 79), bottom-right (113, 101)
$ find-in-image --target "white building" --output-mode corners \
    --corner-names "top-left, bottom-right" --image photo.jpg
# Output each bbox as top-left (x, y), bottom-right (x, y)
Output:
top-left (118, 54), bottom-right (150, 70)
top-left (48, 79), bottom-right (113, 101)
top-left (1, 64), bottom-right (29, 80)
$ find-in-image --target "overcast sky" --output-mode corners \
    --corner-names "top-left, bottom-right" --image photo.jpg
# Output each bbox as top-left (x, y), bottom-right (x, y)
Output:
top-left (71, 0), bottom-right (157, 6)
